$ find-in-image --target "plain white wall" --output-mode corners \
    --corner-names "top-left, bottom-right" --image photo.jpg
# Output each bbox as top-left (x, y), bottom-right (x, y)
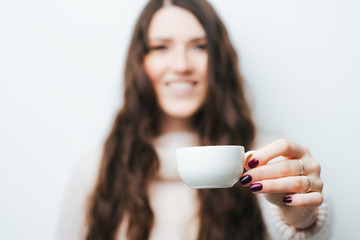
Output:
top-left (0, 0), bottom-right (359, 239)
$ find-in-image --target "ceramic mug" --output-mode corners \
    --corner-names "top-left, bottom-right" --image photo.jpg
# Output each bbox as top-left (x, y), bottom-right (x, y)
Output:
top-left (176, 145), bottom-right (255, 189)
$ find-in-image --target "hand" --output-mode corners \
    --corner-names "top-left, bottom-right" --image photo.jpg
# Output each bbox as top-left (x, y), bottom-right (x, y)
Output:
top-left (240, 139), bottom-right (324, 229)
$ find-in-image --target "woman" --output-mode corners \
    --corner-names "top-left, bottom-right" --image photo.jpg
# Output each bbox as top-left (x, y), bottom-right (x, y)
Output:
top-left (58, 0), bottom-right (330, 239)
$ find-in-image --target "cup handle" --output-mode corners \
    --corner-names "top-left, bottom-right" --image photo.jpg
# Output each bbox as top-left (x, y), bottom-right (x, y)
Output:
top-left (244, 150), bottom-right (256, 164)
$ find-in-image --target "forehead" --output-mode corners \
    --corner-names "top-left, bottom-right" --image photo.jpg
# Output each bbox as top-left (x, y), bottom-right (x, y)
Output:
top-left (147, 6), bottom-right (206, 40)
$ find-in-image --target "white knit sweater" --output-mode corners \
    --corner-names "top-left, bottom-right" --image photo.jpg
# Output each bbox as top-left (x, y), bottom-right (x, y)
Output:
top-left (57, 131), bottom-right (332, 240)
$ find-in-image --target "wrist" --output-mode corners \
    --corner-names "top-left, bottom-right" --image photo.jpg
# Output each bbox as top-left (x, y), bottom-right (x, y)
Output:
top-left (284, 208), bottom-right (317, 230)
top-left (265, 194), bottom-right (332, 240)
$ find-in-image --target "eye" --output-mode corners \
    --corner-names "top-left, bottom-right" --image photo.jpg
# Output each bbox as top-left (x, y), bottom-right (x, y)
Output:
top-left (150, 45), bottom-right (168, 51)
top-left (195, 43), bottom-right (208, 50)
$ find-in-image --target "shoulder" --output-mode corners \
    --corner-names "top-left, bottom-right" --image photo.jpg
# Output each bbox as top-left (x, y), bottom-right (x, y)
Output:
top-left (56, 147), bottom-right (103, 240)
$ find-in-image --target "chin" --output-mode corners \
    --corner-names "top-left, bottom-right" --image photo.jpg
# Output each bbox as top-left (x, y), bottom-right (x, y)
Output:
top-left (159, 97), bottom-right (205, 119)
top-left (162, 104), bottom-right (201, 119)
top-left (164, 109), bottom-right (198, 119)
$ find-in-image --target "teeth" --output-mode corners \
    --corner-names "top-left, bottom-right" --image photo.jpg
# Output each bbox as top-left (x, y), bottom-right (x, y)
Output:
top-left (168, 82), bottom-right (194, 91)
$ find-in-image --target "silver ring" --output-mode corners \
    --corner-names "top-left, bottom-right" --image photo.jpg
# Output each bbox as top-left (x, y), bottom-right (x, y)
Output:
top-left (298, 159), bottom-right (305, 175)
top-left (302, 175), bottom-right (312, 193)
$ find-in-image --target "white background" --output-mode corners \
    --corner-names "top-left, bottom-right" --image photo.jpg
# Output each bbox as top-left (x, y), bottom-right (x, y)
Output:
top-left (1, 0), bottom-right (359, 239)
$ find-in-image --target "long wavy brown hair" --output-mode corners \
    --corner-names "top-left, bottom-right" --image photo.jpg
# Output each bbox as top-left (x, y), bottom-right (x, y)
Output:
top-left (86, 0), bottom-right (265, 239)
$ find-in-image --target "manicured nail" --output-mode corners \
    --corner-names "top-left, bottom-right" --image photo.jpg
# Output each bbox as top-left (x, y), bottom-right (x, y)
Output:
top-left (248, 158), bottom-right (259, 168)
top-left (240, 175), bottom-right (252, 185)
top-left (283, 196), bottom-right (292, 204)
top-left (249, 183), bottom-right (263, 192)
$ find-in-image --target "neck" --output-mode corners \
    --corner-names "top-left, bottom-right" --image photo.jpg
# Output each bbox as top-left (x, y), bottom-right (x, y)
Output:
top-left (158, 114), bottom-right (194, 135)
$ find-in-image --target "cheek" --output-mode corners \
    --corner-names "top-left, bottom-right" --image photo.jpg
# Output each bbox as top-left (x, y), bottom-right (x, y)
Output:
top-left (144, 55), bottom-right (164, 84)
top-left (201, 56), bottom-right (208, 77)
top-left (193, 53), bottom-right (208, 82)
top-left (143, 57), bottom-right (155, 83)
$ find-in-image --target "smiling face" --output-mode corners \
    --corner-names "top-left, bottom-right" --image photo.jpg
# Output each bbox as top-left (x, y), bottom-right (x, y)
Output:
top-left (144, 6), bottom-right (208, 122)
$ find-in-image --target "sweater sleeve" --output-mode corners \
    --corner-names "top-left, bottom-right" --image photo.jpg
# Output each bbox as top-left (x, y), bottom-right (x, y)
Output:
top-left (258, 194), bottom-right (333, 240)
top-left (56, 149), bottom-right (102, 240)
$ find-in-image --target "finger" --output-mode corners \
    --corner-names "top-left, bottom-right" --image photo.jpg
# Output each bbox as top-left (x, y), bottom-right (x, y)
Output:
top-left (248, 176), bottom-right (321, 194)
top-left (283, 192), bottom-right (324, 207)
top-left (246, 139), bottom-right (308, 169)
top-left (240, 159), bottom-right (304, 186)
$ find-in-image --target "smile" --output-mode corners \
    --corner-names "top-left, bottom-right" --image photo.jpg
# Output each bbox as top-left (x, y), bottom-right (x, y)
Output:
top-left (165, 80), bottom-right (198, 96)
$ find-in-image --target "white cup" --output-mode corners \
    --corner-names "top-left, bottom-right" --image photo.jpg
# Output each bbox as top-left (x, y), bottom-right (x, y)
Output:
top-left (176, 145), bottom-right (254, 189)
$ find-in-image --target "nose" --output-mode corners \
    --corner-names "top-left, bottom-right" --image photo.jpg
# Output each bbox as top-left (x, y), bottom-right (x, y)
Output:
top-left (171, 47), bottom-right (192, 74)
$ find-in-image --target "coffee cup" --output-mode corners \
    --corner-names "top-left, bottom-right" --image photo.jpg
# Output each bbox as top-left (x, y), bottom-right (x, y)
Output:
top-left (176, 145), bottom-right (254, 189)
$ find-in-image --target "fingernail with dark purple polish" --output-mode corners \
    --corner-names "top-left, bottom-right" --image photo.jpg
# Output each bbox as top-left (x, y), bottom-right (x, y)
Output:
top-left (240, 175), bottom-right (252, 185)
top-left (249, 183), bottom-right (263, 192)
top-left (248, 158), bottom-right (259, 168)
top-left (283, 196), bottom-right (292, 204)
